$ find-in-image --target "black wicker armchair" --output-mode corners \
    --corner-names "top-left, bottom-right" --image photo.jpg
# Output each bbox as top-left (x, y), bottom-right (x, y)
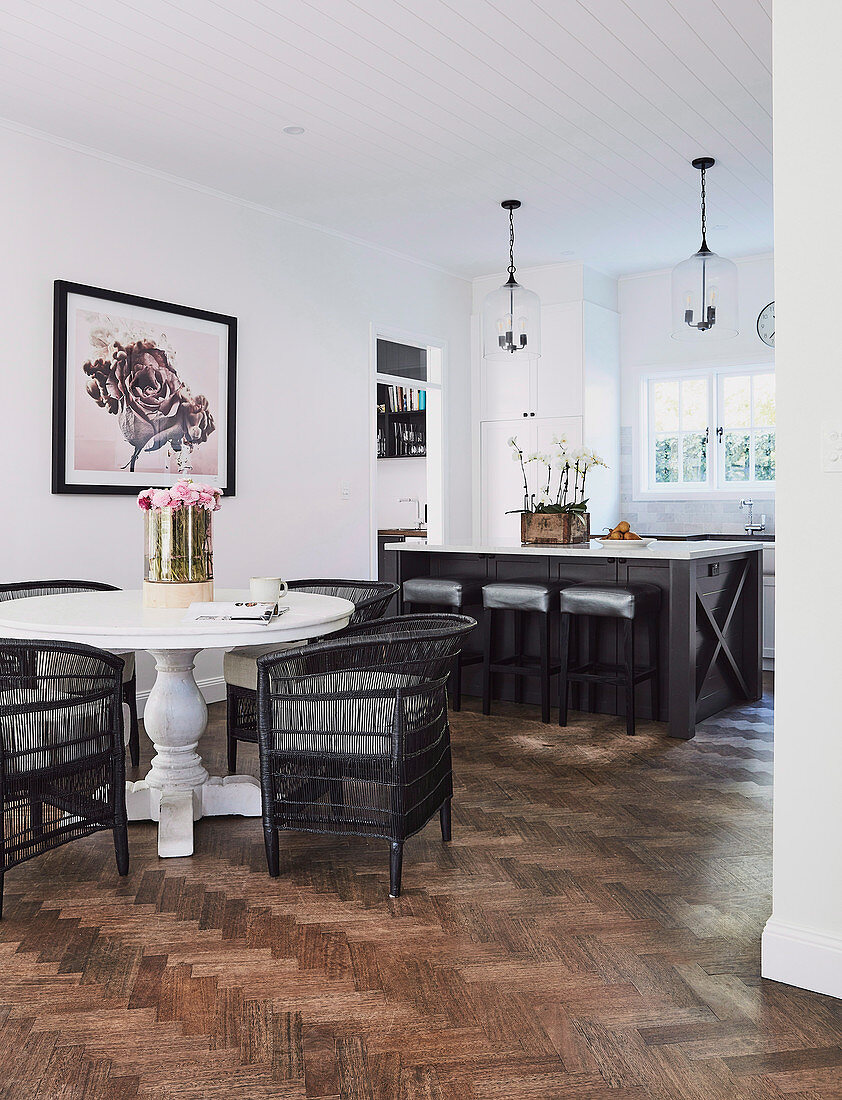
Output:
top-left (224, 579), bottom-right (399, 772)
top-left (0, 639), bottom-right (129, 917)
top-left (0, 582), bottom-right (140, 767)
top-left (256, 613), bottom-right (476, 897)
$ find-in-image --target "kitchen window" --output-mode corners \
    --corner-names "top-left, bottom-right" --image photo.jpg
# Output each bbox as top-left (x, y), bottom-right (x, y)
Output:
top-left (642, 367), bottom-right (775, 494)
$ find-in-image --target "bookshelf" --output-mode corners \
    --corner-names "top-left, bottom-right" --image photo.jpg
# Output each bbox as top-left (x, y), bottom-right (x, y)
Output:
top-left (377, 383), bottom-right (427, 459)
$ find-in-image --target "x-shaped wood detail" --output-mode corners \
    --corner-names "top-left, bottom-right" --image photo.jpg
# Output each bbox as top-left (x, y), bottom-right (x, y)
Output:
top-left (695, 560), bottom-right (750, 702)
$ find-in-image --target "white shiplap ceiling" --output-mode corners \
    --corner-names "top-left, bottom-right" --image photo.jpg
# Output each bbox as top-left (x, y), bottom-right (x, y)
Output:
top-left (0, 0), bottom-right (773, 277)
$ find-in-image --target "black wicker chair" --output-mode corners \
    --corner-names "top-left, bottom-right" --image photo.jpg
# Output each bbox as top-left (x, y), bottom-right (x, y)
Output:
top-left (224, 579), bottom-right (399, 773)
top-left (0, 639), bottom-right (130, 917)
top-left (0, 582), bottom-right (140, 767)
top-left (256, 613), bottom-right (476, 897)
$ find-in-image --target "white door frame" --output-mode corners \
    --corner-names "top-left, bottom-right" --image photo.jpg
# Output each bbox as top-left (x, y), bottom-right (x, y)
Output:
top-left (368, 323), bottom-right (449, 578)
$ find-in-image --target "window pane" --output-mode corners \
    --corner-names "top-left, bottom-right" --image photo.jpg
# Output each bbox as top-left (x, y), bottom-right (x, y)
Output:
top-left (755, 430), bottom-right (776, 481)
top-left (681, 432), bottom-right (707, 483)
top-left (681, 378), bottom-right (707, 431)
top-left (724, 431), bottom-right (750, 480)
top-left (753, 374), bottom-right (776, 427)
top-left (655, 435), bottom-right (679, 483)
top-left (376, 339), bottom-right (427, 381)
top-left (653, 380), bottom-right (679, 431)
top-left (723, 376), bottom-right (751, 429)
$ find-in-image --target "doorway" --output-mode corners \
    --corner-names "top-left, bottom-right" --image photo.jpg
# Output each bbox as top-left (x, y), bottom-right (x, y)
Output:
top-left (369, 326), bottom-right (446, 578)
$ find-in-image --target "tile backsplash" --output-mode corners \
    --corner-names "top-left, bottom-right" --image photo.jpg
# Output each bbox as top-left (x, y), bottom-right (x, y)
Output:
top-left (618, 427), bottom-right (775, 535)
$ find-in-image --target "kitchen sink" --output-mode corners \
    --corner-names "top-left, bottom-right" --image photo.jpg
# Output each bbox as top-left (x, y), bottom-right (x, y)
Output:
top-left (646, 532), bottom-right (774, 542)
top-left (691, 532), bottom-right (774, 542)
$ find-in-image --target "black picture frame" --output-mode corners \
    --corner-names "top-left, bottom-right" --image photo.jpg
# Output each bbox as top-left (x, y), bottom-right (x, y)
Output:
top-left (52, 280), bottom-right (237, 496)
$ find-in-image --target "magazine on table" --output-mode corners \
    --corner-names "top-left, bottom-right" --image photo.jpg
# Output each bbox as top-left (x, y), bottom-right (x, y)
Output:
top-left (184, 601), bottom-right (288, 625)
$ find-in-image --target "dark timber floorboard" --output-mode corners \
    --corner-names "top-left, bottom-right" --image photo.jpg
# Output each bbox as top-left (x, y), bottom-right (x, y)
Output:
top-left (2, 678), bottom-right (841, 1099)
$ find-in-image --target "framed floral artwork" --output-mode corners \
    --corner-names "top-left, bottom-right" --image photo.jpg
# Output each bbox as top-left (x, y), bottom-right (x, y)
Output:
top-left (52, 281), bottom-right (237, 496)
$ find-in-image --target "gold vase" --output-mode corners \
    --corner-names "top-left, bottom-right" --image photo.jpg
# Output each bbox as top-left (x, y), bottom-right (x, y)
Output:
top-left (143, 506), bottom-right (214, 608)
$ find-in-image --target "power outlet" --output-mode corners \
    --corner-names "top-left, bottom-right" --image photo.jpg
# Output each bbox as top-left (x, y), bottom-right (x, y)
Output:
top-left (821, 422), bottom-right (842, 471)
top-left (340, 484), bottom-right (351, 500)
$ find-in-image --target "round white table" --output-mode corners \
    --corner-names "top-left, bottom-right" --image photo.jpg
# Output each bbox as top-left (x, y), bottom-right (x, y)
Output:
top-left (0, 588), bottom-right (354, 857)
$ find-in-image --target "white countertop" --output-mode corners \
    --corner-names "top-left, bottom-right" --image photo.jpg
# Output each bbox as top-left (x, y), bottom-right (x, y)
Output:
top-left (383, 540), bottom-right (763, 560)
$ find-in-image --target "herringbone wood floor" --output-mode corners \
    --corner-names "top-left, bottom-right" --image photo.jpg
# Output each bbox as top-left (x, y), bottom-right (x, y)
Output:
top-left (2, 681), bottom-right (841, 1100)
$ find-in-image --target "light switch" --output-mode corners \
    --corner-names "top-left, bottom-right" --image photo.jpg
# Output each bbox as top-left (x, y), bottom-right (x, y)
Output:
top-left (821, 423), bottom-right (842, 471)
top-left (340, 483), bottom-right (351, 500)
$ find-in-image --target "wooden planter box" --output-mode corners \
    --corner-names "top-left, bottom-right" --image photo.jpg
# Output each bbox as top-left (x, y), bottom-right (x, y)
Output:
top-left (521, 511), bottom-right (590, 546)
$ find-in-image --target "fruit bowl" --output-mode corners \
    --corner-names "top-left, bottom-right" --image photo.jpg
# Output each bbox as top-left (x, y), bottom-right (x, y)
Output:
top-left (595, 536), bottom-right (657, 551)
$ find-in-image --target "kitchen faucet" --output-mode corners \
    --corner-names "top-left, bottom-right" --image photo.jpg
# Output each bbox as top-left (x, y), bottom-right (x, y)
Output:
top-left (740, 499), bottom-right (766, 535)
top-left (399, 497), bottom-right (425, 529)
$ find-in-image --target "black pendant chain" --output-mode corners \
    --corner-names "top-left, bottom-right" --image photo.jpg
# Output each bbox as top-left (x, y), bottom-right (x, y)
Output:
top-left (508, 205), bottom-right (516, 281)
top-left (691, 155), bottom-right (714, 254)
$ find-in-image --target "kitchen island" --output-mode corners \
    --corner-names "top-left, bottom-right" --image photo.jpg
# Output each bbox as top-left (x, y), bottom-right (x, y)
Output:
top-left (382, 540), bottom-right (763, 739)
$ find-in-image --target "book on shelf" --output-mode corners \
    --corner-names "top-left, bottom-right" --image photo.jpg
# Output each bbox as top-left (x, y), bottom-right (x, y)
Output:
top-left (183, 601), bottom-right (289, 625)
top-left (384, 384), bottom-right (426, 413)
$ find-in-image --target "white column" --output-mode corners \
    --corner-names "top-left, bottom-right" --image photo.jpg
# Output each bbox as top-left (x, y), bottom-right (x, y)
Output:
top-left (763, 1), bottom-right (842, 999)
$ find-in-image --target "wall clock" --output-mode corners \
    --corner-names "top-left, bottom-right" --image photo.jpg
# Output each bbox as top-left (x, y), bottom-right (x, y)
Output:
top-left (757, 301), bottom-right (775, 347)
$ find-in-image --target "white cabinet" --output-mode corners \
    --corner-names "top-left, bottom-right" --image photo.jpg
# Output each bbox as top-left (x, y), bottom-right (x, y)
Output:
top-left (480, 357), bottom-right (532, 421)
top-left (534, 303), bottom-right (583, 418)
top-left (480, 421), bottom-right (529, 544)
top-left (480, 416), bottom-right (582, 543)
top-left (479, 304), bottom-right (583, 421)
top-left (472, 283), bottom-right (620, 543)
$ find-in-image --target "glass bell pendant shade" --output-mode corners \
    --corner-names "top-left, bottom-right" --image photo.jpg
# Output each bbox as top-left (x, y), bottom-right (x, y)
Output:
top-left (670, 157), bottom-right (738, 340)
top-left (670, 248), bottom-right (738, 340)
top-left (482, 278), bottom-right (541, 362)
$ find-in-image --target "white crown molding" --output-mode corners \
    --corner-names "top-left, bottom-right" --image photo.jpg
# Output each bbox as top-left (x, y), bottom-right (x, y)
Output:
top-left (0, 116), bottom-right (469, 284)
top-left (762, 916), bottom-right (842, 1000)
top-left (471, 259), bottom-right (583, 282)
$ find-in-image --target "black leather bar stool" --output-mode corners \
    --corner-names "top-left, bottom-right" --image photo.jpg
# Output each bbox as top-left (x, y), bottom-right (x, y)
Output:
top-left (402, 575), bottom-right (484, 709)
top-left (481, 580), bottom-right (567, 724)
top-left (558, 583), bottom-right (661, 736)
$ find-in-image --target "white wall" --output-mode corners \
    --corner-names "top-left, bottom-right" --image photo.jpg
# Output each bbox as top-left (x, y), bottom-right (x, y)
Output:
top-left (376, 458), bottom-right (426, 529)
top-left (761, 2), bottom-right (842, 1000)
top-left (618, 254), bottom-right (775, 533)
top-left (0, 126), bottom-right (472, 696)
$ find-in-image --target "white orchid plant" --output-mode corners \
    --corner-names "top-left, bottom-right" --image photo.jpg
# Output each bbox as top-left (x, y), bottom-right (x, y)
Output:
top-left (507, 434), bottom-right (607, 516)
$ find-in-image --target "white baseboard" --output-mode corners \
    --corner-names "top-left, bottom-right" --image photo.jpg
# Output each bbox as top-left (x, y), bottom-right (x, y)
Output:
top-left (136, 675), bottom-right (227, 709)
top-left (762, 916), bottom-right (842, 999)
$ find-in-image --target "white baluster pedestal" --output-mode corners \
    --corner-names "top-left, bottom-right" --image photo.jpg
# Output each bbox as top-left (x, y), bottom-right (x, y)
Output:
top-left (125, 648), bottom-right (261, 857)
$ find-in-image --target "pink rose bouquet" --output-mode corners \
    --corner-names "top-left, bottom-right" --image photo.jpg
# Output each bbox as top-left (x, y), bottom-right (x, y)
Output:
top-left (137, 479), bottom-right (222, 513)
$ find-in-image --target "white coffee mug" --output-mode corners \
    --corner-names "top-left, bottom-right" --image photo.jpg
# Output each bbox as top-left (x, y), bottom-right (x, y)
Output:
top-left (249, 576), bottom-right (288, 603)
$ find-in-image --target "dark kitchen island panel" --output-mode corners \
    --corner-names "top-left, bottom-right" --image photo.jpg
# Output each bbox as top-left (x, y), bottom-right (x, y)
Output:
top-left (382, 541), bottom-right (763, 740)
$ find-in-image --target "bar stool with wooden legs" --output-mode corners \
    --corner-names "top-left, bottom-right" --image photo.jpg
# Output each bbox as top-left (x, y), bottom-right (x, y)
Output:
top-left (481, 580), bottom-right (569, 724)
top-left (558, 583), bottom-right (661, 735)
top-left (402, 575), bottom-right (484, 709)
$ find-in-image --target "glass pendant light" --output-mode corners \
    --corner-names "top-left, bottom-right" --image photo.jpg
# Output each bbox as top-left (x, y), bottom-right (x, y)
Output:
top-left (482, 200), bottom-right (541, 362)
top-left (671, 158), bottom-right (738, 340)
